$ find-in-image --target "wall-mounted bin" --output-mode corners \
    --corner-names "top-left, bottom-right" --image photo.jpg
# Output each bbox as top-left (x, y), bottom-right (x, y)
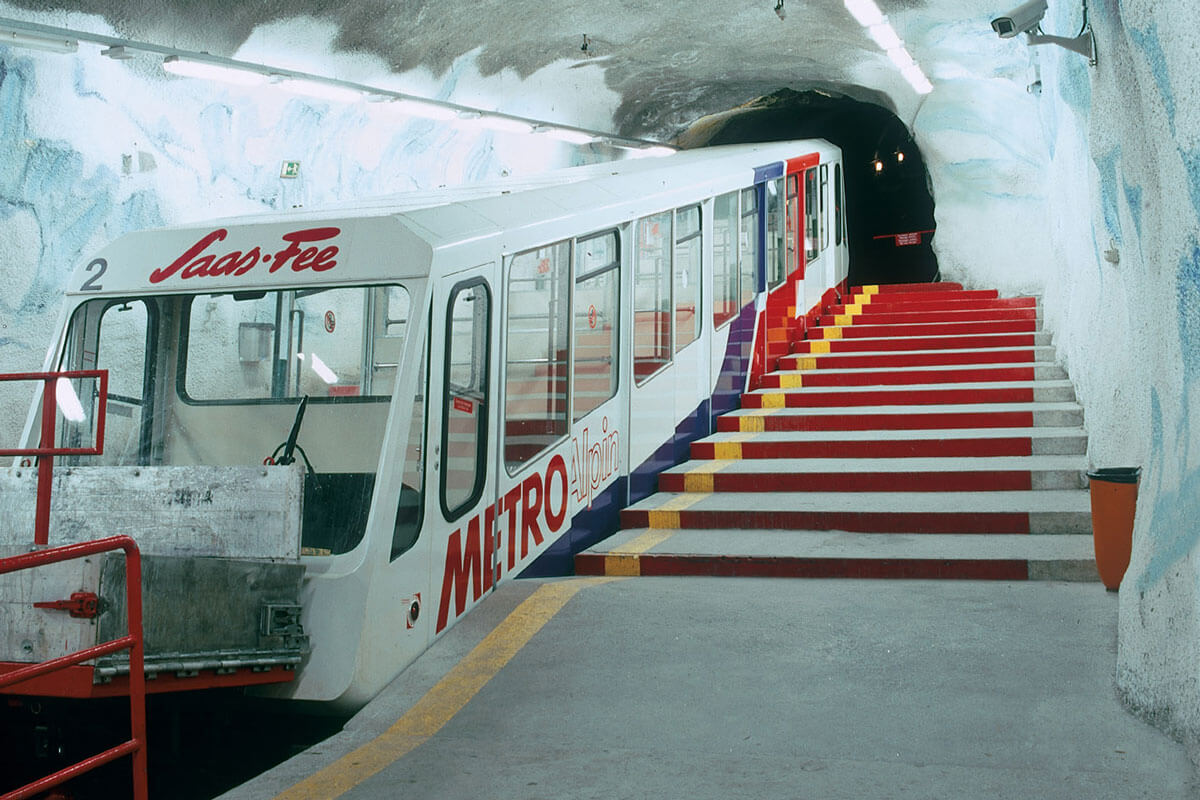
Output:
top-left (1086, 467), bottom-right (1141, 591)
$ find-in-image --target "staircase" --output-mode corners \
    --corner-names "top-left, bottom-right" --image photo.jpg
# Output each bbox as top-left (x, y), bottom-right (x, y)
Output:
top-left (577, 282), bottom-right (1097, 581)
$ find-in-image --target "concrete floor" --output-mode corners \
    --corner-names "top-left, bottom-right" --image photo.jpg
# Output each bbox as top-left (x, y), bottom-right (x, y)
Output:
top-left (229, 578), bottom-right (1198, 800)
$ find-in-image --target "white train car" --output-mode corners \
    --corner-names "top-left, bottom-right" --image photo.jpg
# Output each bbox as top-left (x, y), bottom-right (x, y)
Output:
top-left (1, 140), bottom-right (849, 710)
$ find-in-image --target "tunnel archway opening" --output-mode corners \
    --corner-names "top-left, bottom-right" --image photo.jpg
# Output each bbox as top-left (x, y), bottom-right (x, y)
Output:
top-left (676, 88), bottom-right (938, 288)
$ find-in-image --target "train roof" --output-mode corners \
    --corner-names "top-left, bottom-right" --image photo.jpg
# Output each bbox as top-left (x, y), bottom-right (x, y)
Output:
top-left (68, 140), bottom-right (839, 298)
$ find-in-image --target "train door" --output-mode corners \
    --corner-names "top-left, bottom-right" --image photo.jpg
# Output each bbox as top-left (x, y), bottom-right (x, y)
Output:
top-left (782, 155), bottom-right (818, 317)
top-left (430, 263), bottom-right (500, 636)
top-left (815, 164), bottom-right (835, 306)
top-left (833, 162), bottom-right (849, 289)
top-left (786, 172), bottom-right (801, 287)
top-left (569, 229), bottom-right (623, 515)
top-left (747, 163), bottom-right (782, 388)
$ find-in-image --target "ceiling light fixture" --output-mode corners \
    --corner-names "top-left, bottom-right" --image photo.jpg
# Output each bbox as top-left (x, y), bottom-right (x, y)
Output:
top-left (843, 0), bottom-right (884, 27)
top-left (392, 97), bottom-right (462, 121)
top-left (0, 27), bottom-right (77, 53)
top-left (101, 45), bottom-right (134, 60)
top-left (887, 47), bottom-right (916, 71)
top-left (900, 64), bottom-right (933, 94)
top-left (277, 77), bottom-right (363, 103)
top-left (1, 15), bottom-right (674, 153)
top-left (843, 1), bottom-right (933, 96)
top-left (536, 126), bottom-right (601, 145)
top-left (162, 54), bottom-right (270, 86)
top-left (475, 115), bottom-right (535, 134)
top-left (867, 22), bottom-right (901, 51)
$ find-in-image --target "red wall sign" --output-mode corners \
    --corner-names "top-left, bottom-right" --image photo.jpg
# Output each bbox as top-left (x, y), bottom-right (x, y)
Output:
top-left (873, 229), bottom-right (935, 248)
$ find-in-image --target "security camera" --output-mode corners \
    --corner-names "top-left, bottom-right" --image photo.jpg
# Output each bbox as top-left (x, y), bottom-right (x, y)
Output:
top-left (991, 0), bottom-right (1048, 38)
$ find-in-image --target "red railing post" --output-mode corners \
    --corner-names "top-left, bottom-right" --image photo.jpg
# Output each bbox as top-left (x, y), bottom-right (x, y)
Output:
top-left (0, 370), bottom-right (108, 545)
top-left (34, 376), bottom-right (55, 546)
top-left (0, 536), bottom-right (148, 800)
top-left (0, 371), bottom-right (141, 800)
top-left (125, 541), bottom-right (149, 800)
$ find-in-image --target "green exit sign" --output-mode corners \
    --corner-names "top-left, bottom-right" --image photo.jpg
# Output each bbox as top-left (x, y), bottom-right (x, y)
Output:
top-left (280, 160), bottom-right (301, 179)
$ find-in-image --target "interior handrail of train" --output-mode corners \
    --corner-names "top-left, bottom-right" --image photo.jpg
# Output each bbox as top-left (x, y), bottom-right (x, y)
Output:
top-left (0, 140), bottom-right (850, 711)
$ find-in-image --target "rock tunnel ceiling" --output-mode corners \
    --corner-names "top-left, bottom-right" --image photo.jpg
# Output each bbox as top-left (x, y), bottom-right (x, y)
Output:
top-left (5, 0), bottom-right (1025, 140)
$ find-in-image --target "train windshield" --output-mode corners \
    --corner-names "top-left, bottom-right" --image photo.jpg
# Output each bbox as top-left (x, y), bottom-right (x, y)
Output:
top-left (44, 284), bottom-right (417, 556)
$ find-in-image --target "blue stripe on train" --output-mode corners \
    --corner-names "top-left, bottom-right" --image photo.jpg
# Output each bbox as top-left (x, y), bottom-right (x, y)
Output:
top-left (521, 298), bottom-right (760, 578)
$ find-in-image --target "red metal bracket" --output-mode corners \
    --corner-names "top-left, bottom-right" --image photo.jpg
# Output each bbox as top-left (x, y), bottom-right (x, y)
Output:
top-left (34, 591), bottom-right (100, 619)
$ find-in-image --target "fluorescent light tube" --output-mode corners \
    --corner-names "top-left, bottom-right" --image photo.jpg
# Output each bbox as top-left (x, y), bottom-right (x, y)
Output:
top-left (278, 78), bottom-right (363, 103)
top-left (843, 0), bottom-right (883, 27)
top-left (0, 28), bottom-right (78, 54)
top-left (392, 97), bottom-right (461, 121)
top-left (887, 47), bottom-right (916, 70)
top-left (868, 22), bottom-right (902, 51)
top-left (163, 55), bottom-right (270, 86)
top-left (626, 145), bottom-right (676, 158)
top-left (901, 63), bottom-right (933, 95)
top-left (537, 127), bottom-right (601, 145)
top-left (477, 115), bottom-right (535, 134)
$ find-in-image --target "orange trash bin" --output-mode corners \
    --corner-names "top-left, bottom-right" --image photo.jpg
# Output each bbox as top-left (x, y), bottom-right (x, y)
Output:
top-left (1086, 467), bottom-right (1141, 591)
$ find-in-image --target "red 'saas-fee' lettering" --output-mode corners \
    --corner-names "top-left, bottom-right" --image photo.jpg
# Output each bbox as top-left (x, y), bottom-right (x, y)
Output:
top-left (149, 227), bottom-right (341, 284)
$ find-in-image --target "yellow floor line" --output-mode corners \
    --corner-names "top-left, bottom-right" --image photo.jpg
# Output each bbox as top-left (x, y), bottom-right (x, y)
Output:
top-left (793, 356), bottom-right (818, 371)
top-left (683, 459), bottom-right (735, 489)
top-left (604, 529), bottom-right (677, 575)
top-left (712, 430), bottom-right (757, 459)
top-left (646, 492), bottom-right (707, 529)
top-left (274, 578), bottom-right (619, 800)
top-left (808, 340), bottom-right (831, 354)
top-left (757, 392), bottom-right (787, 410)
top-left (822, 327), bottom-right (843, 340)
top-left (737, 407), bottom-right (782, 433)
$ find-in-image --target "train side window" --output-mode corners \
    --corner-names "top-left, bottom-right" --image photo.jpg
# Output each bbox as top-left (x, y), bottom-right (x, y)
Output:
top-left (739, 187), bottom-right (759, 306)
top-left (441, 280), bottom-right (490, 520)
top-left (804, 168), bottom-right (820, 262)
top-left (712, 191), bottom-right (739, 329)
top-left (57, 298), bottom-right (156, 466)
top-left (504, 241), bottom-right (570, 473)
top-left (574, 231), bottom-right (620, 421)
top-left (835, 164), bottom-right (844, 246)
top-left (633, 211), bottom-right (672, 383)
top-left (674, 204), bottom-right (702, 353)
top-left (765, 178), bottom-right (785, 290)
top-left (181, 287), bottom-right (394, 402)
top-left (820, 163), bottom-right (830, 252)
top-left (392, 330), bottom-right (427, 560)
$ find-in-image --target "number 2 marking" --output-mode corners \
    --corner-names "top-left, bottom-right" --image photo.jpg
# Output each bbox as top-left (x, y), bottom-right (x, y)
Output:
top-left (80, 258), bottom-right (107, 291)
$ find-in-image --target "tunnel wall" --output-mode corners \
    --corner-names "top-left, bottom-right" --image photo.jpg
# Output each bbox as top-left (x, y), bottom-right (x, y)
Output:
top-left (914, 0), bottom-right (1200, 752)
top-left (1087, 1), bottom-right (1200, 755)
top-left (0, 9), bottom-right (615, 448)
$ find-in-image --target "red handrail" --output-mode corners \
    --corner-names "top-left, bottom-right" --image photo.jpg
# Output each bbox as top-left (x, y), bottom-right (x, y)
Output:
top-left (0, 536), bottom-right (148, 800)
top-left (0, 370), bottom-right (108, 545)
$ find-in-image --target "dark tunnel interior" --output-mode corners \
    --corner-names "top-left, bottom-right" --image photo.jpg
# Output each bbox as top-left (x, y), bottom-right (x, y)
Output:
top-left (679, 89), bottom-right (940, 288)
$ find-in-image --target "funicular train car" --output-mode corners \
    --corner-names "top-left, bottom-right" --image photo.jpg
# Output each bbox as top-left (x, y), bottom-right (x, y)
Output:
top-left (0, 140), bottom-right (849, 714)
